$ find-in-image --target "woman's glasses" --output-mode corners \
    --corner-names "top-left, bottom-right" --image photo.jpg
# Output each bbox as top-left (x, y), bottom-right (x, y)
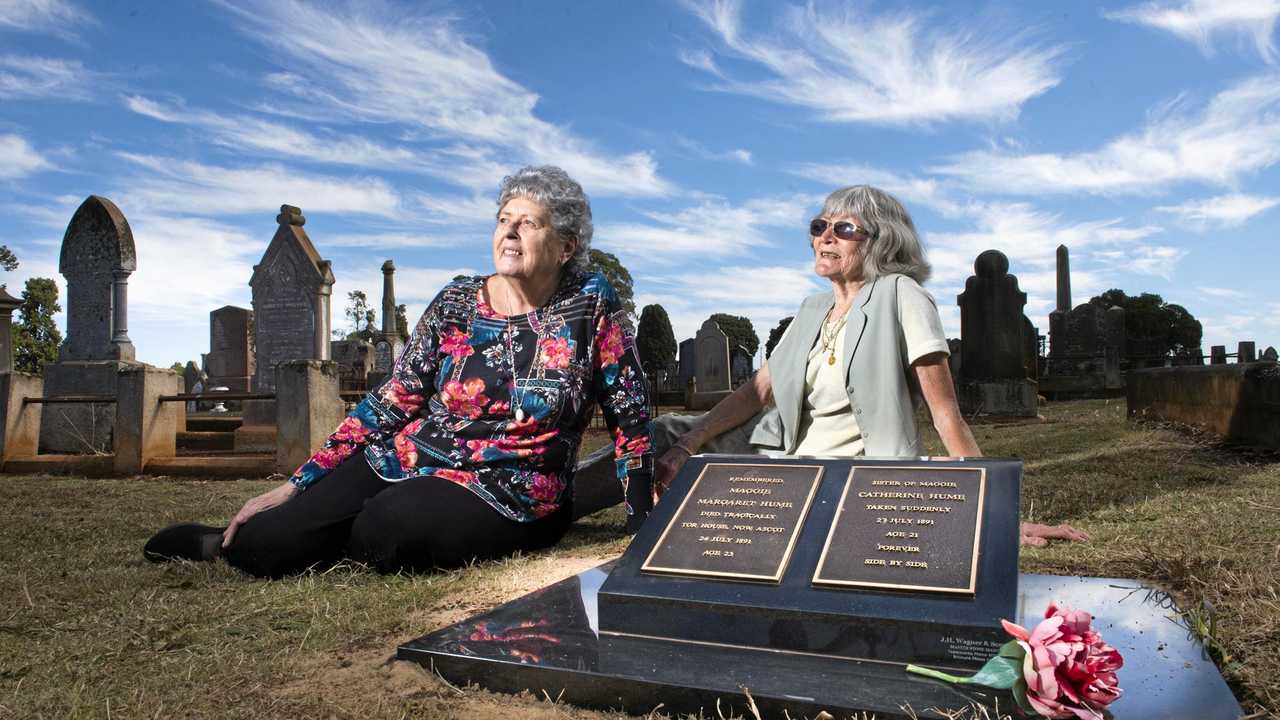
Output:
top-left (809, 218), bottom-right (869, 241)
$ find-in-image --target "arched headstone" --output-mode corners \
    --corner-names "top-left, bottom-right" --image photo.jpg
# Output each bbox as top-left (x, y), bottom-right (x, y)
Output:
top-left (955, 250), bottom-right (1036, 416)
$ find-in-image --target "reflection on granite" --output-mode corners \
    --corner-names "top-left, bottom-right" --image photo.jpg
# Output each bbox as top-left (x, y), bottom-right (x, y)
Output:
top-left (399, 567), bottom-right (1241, 719)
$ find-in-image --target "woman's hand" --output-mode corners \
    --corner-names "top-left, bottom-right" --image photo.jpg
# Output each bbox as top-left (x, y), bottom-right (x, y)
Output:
top-left (1020, 522), bottom-right (1090, 547)
top-left (222, 481), bottom-right (299, 548)
top-left (653, 439), bottom-right (699, 505)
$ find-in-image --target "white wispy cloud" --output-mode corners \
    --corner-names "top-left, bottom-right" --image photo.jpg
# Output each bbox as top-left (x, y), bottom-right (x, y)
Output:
top-left (935, 75), bottom-right (1280, 195)
top-left (598, 194), bottom-right (815, 264)
top-left (678, 0), bottom-right (1066, 125)
top-left (787, 162), bottom-right (965, 216)
top-left (1155, 193), bottom-right (1280, 227)
top-left (673, 135), bottom-right (753, 165)
top-left (1199, 286), bottom-right (1247, 300)
top-left (0, 0), bottom-right (94, 36)
top-left (215, 0), bottom-right (672, 197)
top-left (1104, 0), bottom-right (1280, 63)
top-left (0, 55), bottom-right (94, 100)
top-left (0, 133), bottom-right (51, 179)
top-left (1090, 245), bottom-right (1188, 280)
top-left (114, 153), bottom-right (402, 217)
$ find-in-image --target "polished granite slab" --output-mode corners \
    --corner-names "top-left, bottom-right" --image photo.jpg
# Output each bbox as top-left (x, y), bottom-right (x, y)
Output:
top-left (398, 564), bottom-right (1242, 719)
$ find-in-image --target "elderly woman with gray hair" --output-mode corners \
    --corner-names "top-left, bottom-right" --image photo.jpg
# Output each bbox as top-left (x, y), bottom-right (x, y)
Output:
top-left (146, 166), bottom-right (654, 575)
top-left (654, 185), bottom-right (1086, 547)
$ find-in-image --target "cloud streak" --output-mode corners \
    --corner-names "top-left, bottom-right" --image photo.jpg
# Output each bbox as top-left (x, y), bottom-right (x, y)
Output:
top-left (679, 0), bottom-right (1066, 125)
top-left (1155, 193), bottom-right (1280, 227)
top-left (0, 55), bottom-right (94, 100)
top-left (935, 75), bottom-right (1280, 195)
top-left (0, 133), bottom-right (52, 179)
top-left (0, 0), bottom-right (94, 36)
top-left (1104, 0), bottom-right (1280, 63)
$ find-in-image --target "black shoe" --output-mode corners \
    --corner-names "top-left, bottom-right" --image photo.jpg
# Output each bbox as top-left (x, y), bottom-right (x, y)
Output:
top-left (144, 523), bottom-right (225, 563)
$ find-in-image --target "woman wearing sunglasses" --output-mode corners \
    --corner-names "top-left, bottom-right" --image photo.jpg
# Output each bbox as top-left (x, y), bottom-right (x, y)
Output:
top-left (651, 185), bottom-right (1086, 547)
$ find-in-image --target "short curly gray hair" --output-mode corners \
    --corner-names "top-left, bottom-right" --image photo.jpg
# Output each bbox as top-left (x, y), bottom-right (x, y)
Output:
top-left (818, 185), bottom-right (931, 284)
top-left (497, 165), bottom-right (593, 273)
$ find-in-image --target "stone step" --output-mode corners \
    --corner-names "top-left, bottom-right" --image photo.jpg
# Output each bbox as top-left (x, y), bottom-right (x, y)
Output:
top-left (144, 454), bottom-right (275, 479)
top-left (2, 454), bottom-right (114, 475)
top-left (185, 415), bottom-right (243, 432)
top-left (177, 431), bottom-right (236, 451)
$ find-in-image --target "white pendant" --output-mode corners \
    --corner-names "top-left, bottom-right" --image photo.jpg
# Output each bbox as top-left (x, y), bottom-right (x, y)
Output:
top-left (515, 407), bottom-right (525, 422)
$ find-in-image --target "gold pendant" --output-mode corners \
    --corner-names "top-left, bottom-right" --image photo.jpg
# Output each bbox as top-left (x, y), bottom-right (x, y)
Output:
top-left (827, 353), bottom-right (836, 366)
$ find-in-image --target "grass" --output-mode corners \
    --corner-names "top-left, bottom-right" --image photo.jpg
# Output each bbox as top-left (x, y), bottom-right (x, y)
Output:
top-left (0, 399), bottom-right (1277, 718)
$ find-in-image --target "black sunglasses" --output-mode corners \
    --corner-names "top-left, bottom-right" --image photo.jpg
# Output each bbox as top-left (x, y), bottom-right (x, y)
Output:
top-left (809, 218), bottom-right (869, 241)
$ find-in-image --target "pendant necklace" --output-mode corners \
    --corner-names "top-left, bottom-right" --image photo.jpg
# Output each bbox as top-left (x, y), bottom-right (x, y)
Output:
top-left (820, 311), bottom-right (848, 366)
top-left (501, 280), bottom-right (532, 422)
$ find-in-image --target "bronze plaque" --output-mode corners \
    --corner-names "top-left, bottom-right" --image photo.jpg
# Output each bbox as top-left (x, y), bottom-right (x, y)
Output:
top-left (813, 466), bottom-right (986, 594)
top-left (641, 463), bottom-right (823, 582)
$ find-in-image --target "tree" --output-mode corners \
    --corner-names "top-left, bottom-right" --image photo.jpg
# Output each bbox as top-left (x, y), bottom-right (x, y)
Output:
top-left (636, 304), bottom-right (677, 371)
top-left (395, 303), bottom-right (409, 339)
top-left (0, 245), bottom-right (18, 272)
top-left (765, 316), bottom-right (794, 359)
top-left (338, 290), bottom-right (377, 342)
top-left (586, 248), bottom-right (635, 318)
top-left (12, 277), bottom-right (62, 373)
top-left (709, 313), bottom-right (760, 358)
top-left (1088, 289), bottom-right (1202, 361)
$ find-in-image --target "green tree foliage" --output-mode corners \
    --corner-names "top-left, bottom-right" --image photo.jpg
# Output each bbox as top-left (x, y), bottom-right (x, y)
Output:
top-left (339, 290), bottom-right (377, 342)
top-left (710, 313), bottom-right (760, 358)
top-left (1088, 289), bottom-right (1202, 360)
top-left (395, 303), bottom-right (409, 339)
top-left (587, 248), bottom-right (635, 318)
top-left (0, 245), bottom-right (18, 272)
top-left (636, 304), bottom-right (677, 370)
top-left (12, 277), bottom-right (62, 373)
top-left (765, 316), bottom-right (794, 359)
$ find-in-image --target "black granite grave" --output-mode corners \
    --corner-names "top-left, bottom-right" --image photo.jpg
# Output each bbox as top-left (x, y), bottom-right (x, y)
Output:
top-left (399, 455), bottom-right (1243, 718)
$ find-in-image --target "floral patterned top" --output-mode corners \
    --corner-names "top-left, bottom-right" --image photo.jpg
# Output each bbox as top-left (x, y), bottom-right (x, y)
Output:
top-left (288, 270), bottom-right (655, 529)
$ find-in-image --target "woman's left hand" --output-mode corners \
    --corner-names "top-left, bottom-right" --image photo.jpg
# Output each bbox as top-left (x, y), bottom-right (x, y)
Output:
top-left (654, 446), bottom-right (693, 505)
top-left (1020, 521), bottom-right (1090, 547)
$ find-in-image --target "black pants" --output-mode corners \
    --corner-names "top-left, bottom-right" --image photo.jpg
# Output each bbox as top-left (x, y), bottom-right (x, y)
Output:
top-left (224, 454), bottom-right (572, 578)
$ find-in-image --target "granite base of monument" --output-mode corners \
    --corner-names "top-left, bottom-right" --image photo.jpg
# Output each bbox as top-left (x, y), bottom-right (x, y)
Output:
top-left (957, 379), bottom-right (1038, 418)
top-left (39, 360), bottom-right (135, 453)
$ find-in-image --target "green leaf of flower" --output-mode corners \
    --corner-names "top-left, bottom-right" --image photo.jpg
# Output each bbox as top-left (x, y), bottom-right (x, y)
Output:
top-left (960, 655), bottom-right (1022, 690)
top-left (998, 639), bottom-right (1026, 660)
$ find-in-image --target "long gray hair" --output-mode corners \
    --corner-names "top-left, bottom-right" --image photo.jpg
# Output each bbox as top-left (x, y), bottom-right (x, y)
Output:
top-left (818, 185), bottom-right (931, 283)
top-left (497, 165), bottom-right (593, 273)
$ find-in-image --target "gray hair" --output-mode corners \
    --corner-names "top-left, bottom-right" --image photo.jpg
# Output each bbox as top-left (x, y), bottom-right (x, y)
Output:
top-left (497, 165), bottom-right (593, 273)
top-left (818, 185), bottom-right (931, 283)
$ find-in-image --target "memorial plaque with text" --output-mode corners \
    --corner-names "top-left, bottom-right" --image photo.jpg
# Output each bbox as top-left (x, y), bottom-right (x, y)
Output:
top-left (813, 466), bottom-right (986, 593)
top-left (642, 463), bottom-right (822, 582)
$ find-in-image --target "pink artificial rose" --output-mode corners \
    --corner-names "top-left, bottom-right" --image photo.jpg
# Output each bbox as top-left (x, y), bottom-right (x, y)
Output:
top-left (440, 326), bottom-right (474, 362)
top-left (1001, 603), bottom-right (1124, 719)
top-left (538, 336), bottom-right (572, 369)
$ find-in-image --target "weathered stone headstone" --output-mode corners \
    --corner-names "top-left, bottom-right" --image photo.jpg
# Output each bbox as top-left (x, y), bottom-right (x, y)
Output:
top-left (41, 196), bottom-right (140, 453)
top-left (677, 338), bottom-right (696, 388)
top-left (1238, 341), bottom-right (1256, 364)
top-left (1021, 315), bottom-right (1039, 379)
top-left (955, 250), bottom-right (1036, 416)
top-left (205, 306), bottom-right (254, 392)
top-left (730, 346), bottom-right (752, 388)
top-left (1210, 345), bottom-right (1227, 365)
top-left (1264, 346), bottom-right (1278, 362)
top-left (248, 205), bottom-right (335, 392)
top-left (690, 320), bottom-right (731, 410)
top-left (331, 339), bottom-right (374, 392)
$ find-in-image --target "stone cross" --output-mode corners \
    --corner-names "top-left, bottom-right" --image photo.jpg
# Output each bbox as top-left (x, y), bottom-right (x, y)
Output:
top-left (957, 250), bottom-right (1027, 381)
top-left (58, 195), bottom-right (137, 362)
top-left (0, 285), bottom-right (20, 373)
top-left (248, 205), bottom-right (335, 392)
top-left (694, 319), bottom-right (731, 393)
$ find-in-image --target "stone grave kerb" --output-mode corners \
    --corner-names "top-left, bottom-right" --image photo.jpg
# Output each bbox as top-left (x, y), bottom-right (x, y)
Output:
top-left (58, 195), bottom-right (137, 362)
top-left (248, 205), bottom-right (335, 392)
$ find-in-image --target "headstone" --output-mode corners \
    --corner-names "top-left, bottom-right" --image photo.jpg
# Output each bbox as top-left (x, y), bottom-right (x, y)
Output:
top-left (955, 250), bottom-right (1036, 416)
top-left (0, 285), bottom-right (21, 373)
top-left (248, 205), bottom-right (335, 392)
top-left (182, 360), bottom-right (203, 415)
top-left (331, 339), bottom-right (374, 392)
top-left (1043, 301), bottom-right (1125, 399)
top-left (1238, 341), bottom-right (1256, 364)
top-left (690, 319), bottom-right (731, 409)
top-left (40, 196), bottom-right (140, 453)
top-left (1021, 314), bottom-right (1038, 379)
top-left (677, 338), bottom-right (696, 387)
top-left (1264, 346), bottom-right (1278, 362)
top-left (730, 346), bottom-right (752, 388)
top-left (1210, 345), bottom-right (1227, 365)
top-left (205, 306), bottom-right (254, 392)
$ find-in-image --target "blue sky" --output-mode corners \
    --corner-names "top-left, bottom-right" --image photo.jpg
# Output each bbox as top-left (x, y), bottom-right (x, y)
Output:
top-left (2, 0), bottom-right (1278, 368)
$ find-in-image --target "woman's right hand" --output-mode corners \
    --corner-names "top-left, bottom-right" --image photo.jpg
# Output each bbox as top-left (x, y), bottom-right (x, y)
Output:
top-left (654, 436), bottom-right (700, 504)
top-left (222, 481), bottom-right (299, 549)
